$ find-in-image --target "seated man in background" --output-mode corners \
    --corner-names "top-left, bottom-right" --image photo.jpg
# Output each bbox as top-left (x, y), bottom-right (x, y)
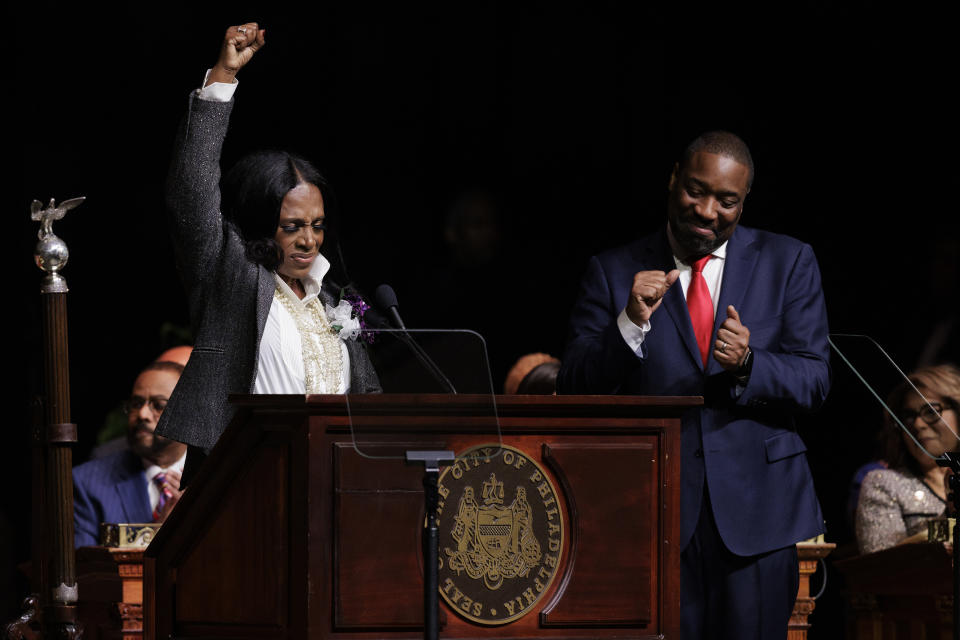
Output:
top-left (89, 345), bottom-right (192, 458)
top-left (73, 360), bottom-right (187, 547)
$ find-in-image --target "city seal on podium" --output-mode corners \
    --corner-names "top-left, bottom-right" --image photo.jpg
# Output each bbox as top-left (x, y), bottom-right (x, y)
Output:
top-left (437, 444), bottom-right (564, 625)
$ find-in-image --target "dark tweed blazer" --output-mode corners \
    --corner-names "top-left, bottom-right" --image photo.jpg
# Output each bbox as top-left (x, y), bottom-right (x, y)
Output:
top-left (156, 93), bottom-right (381, 452)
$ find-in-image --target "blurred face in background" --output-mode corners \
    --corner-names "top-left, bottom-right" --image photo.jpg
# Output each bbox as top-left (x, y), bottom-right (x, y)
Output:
top-left (126, 368), bottom-right (182, 463)
top-left (898, 388), bottom-right (959, 462)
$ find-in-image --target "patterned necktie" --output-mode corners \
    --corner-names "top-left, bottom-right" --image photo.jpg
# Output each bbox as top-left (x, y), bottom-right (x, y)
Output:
top-left (686, 254), bottom-right (714, 368)
top-left (153, 472), bottom-right (167, 522)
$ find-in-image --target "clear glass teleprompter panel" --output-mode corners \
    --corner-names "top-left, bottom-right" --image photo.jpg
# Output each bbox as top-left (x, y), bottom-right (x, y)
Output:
top-left (346, 329), bottom-right (502, 460)
top-left (829, 333), bottom-right (960, 461)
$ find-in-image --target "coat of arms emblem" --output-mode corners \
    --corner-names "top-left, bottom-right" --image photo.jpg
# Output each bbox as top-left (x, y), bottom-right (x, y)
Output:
top-left (446, 474), bottom-right (542, 590)
top-left (437, 445), bottom-right (564, 625)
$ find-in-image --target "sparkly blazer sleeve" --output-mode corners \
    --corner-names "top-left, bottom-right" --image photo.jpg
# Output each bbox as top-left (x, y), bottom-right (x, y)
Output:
top-left (856, 469), bottom-right (908, 554)
top-left (164, 93), bottom-right (236, 313)
top-left (855, 468), bottom-right (946, 555)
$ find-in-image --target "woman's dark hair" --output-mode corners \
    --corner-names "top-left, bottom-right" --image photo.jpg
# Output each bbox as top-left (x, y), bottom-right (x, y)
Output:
top-left (221, 150), bottom-right (329, 271)
top-left (516, 361), bottom-right (561, 395)
top-left (880, 363), bottom-right (960, 475)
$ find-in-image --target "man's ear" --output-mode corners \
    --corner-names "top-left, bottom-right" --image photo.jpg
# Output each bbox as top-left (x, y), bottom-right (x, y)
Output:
top-left (667, 162), bottom-right (679, 191)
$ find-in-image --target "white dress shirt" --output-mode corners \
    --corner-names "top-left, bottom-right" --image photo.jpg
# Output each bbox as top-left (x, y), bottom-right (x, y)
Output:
top-left (618, 241), bottom-right (728, 353)
top-left (253, 253), bottom-right (351, 394)
top-left (144, 452), bottom-right (187, 515)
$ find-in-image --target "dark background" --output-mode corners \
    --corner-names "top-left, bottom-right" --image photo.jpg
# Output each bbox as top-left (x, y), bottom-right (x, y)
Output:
top-left (8, 3), bottom-right (958, 635)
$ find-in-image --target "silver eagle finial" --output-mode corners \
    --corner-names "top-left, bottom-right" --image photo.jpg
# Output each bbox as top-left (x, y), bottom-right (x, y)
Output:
top-left (32, 196), bottom-right (85, 293)
top-left (32, 196), bottom-right (85, 240)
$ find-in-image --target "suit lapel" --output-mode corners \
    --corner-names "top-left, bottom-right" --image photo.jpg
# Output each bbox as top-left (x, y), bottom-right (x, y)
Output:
top-left (640, 233), bottom-right (705, 369)
top-left (113, 452), bottom-right (152, 523)
top-left (318, 284), bottom-right (379, 393)
top-left (318, 285), bottom-right (335, 308)
top-left (255, 266), bottom-right (276, 344)
top-left (708, 227), bottom-right (759, 375)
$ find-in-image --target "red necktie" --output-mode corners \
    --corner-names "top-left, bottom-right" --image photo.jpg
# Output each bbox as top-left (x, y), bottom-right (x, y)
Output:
top-left (686, 255), bottom-right (714, 367)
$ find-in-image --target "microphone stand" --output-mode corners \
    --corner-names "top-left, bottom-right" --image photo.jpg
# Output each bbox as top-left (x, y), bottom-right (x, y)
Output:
top-left (936, 451), bottom-right (960, 640)
top-left (395, 333), bottom-right (454, 636)
top-left (391, 330), bottom-right (458, 394)
top-left (376, 303), bottom-right (458, 394)
top-left (406, 450), bottom-right (455, 640)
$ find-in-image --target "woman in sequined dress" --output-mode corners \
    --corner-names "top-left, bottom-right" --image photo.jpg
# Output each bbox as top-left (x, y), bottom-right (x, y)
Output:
top-left (855, 364), bottom-right (960, 554)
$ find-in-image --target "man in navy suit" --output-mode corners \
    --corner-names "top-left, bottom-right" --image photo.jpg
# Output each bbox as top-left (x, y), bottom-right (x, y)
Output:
top-left (73, 361), bottom-right (188, 547)
top-left (557, 131), bottom-right (830, 639)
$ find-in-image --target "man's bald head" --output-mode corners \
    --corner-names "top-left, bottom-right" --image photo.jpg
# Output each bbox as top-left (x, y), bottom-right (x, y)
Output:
top-left (680, 131), bottom-right (755, 190)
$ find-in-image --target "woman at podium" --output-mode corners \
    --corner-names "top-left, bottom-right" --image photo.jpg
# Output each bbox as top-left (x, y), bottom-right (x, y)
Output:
top-left (856, 363), bottom-right (960, 553)
top-left (156, 23), bottom-right (381, 485)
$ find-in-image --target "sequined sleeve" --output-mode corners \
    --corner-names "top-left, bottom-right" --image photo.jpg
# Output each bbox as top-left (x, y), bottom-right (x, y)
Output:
top-left (856, 469), bottom-right (907, 554)
top-left (855, 468), bottom-right (945, 555)
top-left (165, 93), bottom-right (235, 294)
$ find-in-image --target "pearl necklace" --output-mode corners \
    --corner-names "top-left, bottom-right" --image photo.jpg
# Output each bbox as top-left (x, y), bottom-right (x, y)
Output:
top-left (273, 283), bottom-right (344, 393)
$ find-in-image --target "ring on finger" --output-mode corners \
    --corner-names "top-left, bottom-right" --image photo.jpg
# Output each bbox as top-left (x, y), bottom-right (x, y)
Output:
top-left (720, 341), bottom-right (727, 353)
top-left (238, 26), bottom-right (247, 34)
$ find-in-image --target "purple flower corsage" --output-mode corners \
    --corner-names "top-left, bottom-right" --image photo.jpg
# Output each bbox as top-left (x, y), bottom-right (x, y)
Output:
top-left (325, 292), bottom-right (375, 344)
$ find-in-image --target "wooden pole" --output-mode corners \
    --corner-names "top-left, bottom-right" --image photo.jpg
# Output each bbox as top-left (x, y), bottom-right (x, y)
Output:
top-left (40, 291), bottom-right (80, 639)
top-left (14, 197), bottom-right (87, 640)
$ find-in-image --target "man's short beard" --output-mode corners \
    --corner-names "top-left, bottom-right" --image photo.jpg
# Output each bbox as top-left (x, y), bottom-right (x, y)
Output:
top-left (668, 219), bottom-right (721, 258)
top-left (127, 424), bottom-right (176, 461)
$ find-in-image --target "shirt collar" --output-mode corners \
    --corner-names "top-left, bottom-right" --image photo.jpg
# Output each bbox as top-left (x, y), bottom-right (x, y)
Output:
top-left (672, 241), bottom-right (728, 270)
top-left (143, 451), bottom-right (187, 481)
top-left (273, 252), bottom-right (331, 305)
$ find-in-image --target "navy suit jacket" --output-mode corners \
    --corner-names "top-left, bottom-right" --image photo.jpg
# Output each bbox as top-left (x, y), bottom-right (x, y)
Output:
top-left (73, 449), bottom-right (153, 547)
top-left (557, 225), bottom-right (830, 556)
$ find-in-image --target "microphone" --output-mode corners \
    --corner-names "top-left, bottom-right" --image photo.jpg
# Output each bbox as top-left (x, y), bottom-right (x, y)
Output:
top-left (374, 284), bottom-right (407, 330)
top-left (373, 284), bottom-right (457, 394)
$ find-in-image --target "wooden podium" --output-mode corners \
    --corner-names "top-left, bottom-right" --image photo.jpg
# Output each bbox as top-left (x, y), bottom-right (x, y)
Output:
top-left (77, 546), bottom-right (147, 639)
top-left (834, 542), bottom-right (953, 640)
top-left (144, 394), bottom-right (696, 639)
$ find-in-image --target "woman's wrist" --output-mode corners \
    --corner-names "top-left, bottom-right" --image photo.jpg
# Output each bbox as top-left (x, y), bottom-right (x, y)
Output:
top-left (206, 65), bottom-right (238, 87)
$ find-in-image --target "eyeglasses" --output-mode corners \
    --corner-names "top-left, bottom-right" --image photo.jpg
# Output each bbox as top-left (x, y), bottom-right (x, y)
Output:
top-left (897, 402), bottom-right (953, 426)
top-left (124, 396), bottom-right (168, 415)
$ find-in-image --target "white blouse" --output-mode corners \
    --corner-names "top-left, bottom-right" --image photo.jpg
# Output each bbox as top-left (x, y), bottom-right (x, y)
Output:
top-left (252, 249), bottom-right (351, 395)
